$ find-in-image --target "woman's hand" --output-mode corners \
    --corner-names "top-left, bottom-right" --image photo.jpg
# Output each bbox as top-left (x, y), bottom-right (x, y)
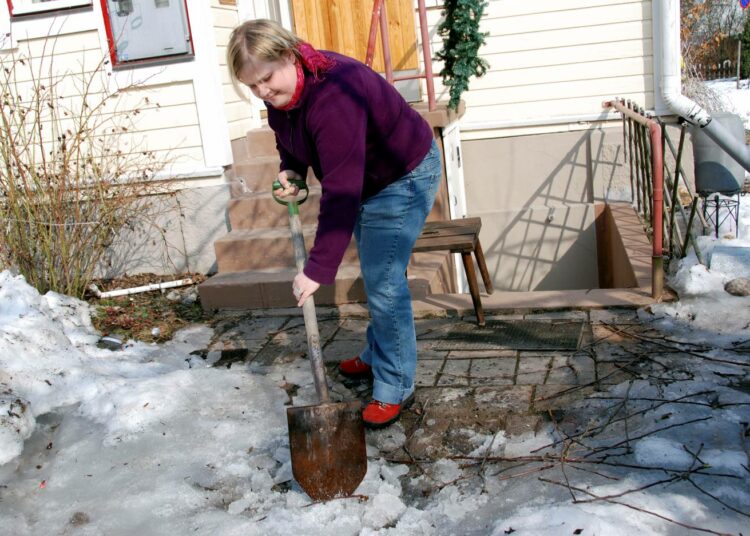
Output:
top-left (274, 170), bottom-right (303, 198)
top-left (292, 272), bottom-right (320, 306)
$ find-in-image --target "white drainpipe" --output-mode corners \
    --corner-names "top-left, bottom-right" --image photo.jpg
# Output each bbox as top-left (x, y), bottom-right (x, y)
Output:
top-left (661, 0), bottom-right (750, 171)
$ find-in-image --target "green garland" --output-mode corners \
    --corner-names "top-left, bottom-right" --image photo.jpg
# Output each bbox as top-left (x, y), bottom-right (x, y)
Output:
top-left (435, 0), bottom-right (490, 111)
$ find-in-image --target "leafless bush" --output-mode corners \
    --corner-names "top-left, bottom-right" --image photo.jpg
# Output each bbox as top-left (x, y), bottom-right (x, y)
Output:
top-left (682, 74), bottom-right (732, 114)
top-left (0, 40), bottom-right (174, 298)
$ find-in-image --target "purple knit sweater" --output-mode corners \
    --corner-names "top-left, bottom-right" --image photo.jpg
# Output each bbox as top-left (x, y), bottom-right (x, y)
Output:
top-left (266, 52), bottom-right (434, 285)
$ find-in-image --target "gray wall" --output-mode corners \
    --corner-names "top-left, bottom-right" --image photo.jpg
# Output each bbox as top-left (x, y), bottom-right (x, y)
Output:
top-left (99, 183), bottom-right (230, 277)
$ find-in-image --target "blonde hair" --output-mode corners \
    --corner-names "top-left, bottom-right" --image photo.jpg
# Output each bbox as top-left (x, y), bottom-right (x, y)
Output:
top-left (226, 19), bottom-right (301, 96)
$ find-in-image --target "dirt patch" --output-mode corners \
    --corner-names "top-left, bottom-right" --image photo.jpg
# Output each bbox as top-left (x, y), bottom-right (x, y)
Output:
top-left (87, 273), bottom-right (210, 343)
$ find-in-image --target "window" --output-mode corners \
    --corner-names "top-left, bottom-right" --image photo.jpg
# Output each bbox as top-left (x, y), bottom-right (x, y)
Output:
top-left (6, 0), bottom-right (93, 16)
top-left (101, 0), bottom-right (193, 67)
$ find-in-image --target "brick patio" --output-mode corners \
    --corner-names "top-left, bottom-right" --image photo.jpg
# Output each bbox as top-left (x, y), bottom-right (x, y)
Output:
top-left (205, 306), bottom-right (649, 461)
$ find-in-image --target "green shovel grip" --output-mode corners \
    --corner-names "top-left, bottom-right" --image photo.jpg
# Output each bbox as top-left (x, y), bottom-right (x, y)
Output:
top-left (272, 178), bottom-right (309, 216)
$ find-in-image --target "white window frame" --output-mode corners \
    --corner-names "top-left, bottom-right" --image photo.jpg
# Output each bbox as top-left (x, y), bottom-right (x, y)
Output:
top-left (6, 0), bottom-right (93, 17)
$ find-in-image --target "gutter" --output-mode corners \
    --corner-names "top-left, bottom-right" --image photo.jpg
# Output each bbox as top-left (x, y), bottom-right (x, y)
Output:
top-left (661, 0), bottom-right (750, 171)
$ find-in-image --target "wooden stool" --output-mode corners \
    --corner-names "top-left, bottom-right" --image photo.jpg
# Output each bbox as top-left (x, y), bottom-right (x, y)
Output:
top-left (413, 217), bottom-right (493, 326)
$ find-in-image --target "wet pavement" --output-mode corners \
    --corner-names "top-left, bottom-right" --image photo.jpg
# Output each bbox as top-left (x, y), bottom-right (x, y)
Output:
top-left (203, 307), bottom-right (649, 462)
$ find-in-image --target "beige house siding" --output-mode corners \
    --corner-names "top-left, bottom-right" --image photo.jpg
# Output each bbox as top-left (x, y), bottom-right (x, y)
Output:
top-left (425, 0), bottom-right (654, 135)
top-left (211, 0), bottom-right (254, 141)
top-left (2, 31), bottom-right (203, 169)
top-left (0, 3), bottom-right (234, 275)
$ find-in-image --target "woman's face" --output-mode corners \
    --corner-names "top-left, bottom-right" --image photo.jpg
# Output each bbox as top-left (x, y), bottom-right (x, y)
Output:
top-left (238, 52), bottom-right (297, 108)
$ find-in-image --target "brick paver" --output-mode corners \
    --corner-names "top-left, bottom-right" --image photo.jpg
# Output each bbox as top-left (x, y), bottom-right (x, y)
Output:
top-left (207, 308), bottom-right (650, 459)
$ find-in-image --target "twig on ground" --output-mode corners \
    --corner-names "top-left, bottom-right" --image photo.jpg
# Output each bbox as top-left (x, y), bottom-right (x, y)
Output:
top-left (601, 323), bottom-right (749, 367)
top-left (566, 463), bottom-right (620, 481)
top-left (686, 477), bottom-right (750, 518)
top-left (583, 417), bottom-right (712, 459)
top-left (539, 477), bottom-right (733, 536)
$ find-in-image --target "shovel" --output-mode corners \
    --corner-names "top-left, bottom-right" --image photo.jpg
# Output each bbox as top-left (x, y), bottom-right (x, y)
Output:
top-left (272, 179), bottom-right (367, 501)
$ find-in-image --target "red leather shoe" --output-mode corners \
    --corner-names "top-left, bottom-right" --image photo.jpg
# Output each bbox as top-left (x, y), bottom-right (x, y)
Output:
top-left (339, 356), bottom-right (373, 379)
top-left (362, 393), bottom-right (415, 429)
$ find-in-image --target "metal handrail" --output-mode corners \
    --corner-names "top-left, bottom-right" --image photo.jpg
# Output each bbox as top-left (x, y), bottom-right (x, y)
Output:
top-left (366, 0), bottom-right (436, 111)
top-left (603, 99), bottom-right (664, 299)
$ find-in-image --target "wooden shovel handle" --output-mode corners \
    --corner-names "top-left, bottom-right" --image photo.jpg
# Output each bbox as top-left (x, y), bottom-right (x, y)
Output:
top-left (287, 204), bottom-right (330, 404)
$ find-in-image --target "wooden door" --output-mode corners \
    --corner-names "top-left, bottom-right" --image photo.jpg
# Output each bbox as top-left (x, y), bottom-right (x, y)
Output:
top-left (290, 0), bottom-right (418, 72)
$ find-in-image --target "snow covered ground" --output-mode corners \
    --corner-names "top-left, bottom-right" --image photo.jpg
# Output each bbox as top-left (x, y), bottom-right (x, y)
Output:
top-left (2, 259), bottom-right (749, 535)
top-left (1, 82), bottom-right (749, 535)
top-left (707, 78), bottom-right (750, 129)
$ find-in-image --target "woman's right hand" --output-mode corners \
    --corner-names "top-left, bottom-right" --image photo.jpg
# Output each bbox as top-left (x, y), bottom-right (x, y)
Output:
top-left (273, 170), bottom-right (303, 198)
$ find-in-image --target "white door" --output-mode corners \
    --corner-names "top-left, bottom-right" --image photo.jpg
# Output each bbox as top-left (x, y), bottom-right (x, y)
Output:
top-left (442, 121), bottom-right (470, 293)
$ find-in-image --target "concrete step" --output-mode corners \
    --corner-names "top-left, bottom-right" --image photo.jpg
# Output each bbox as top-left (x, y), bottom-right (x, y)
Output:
top-left (227, 156), bottom-right (283, 195)
top-left (214, 225), bottom-right (360, 273)
top-left (228, 187), bottom-right (321, 229)
top-left (245, 126), bottom-right (277, 158)
top-left (198, 251), bottom-right (452, 310)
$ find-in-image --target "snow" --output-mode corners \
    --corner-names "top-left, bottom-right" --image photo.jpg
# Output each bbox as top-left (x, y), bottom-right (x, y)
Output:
top-left (1, 83), bottom-right (750, 535)
top-left (707, 78), bottom-right (750, 130)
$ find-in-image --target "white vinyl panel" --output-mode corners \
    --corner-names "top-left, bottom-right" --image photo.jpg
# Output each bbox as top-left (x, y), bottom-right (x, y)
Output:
top-left (484, 0), bottom-right (644, 19)
top-left (148, 147), bottom-right (205, 164)
top-left (465, 21), bottom-right (652, 56)
top-left (222, 82), bottom-right (244, 100)
top-left (112, 83), bottom-right (199, 109)
top-left (485, 39), bottom-right (652, 71)
top-left (225, 100), bottom-right (253, 122)
top-left (101, 103), bottom-right (200, 131)
top-left (424, 2), bottom-right (650, 36)
top-left (212, 7), bottom-right (240, 28)
top-left (459, 92), bottom-right (654, 126)
top-left (215, 27), bottom-right (235, 45)
top-left (219, 68), bottom-right (234, 85)
top-left (484, 2), bottom-right (650, 33)
top-left (228, 119), bottom-right (253, 141)
top-left (467, 57), bottom-right (654, 91)
top-left (216, 46), bottom-right (229, 66)
top-left (133, 125), bottom-right (203, 152)
top-left (222, 85), bottom-right (244, 105)
top-left (228, 117), bottom-right (255, 137)
top-left (21, 31), bottom-right (101, 56)
top-left (7, 48), bottom-right (108, 86)
top-left (461, 74), bottom-right (653, 107)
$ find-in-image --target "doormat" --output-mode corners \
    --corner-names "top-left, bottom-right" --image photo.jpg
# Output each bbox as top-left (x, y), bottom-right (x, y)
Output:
top-left (434, 320), bottom-right (584, 351)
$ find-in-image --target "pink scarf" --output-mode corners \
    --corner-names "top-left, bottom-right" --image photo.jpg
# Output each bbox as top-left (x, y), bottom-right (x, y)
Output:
top-left (275, 41), bottom-right (335, 111)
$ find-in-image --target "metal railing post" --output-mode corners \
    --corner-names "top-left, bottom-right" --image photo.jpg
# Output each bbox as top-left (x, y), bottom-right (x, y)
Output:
top-left (379, 0), bottom-right (394, 84)
top-left (366, 0), bottom-right (436, 111)
top-left (417, 0), bottom-right (435, 111)
top-left (365, 0), bottom-right (383, 68)
top-left (603, 99), bottom-right (664, 299)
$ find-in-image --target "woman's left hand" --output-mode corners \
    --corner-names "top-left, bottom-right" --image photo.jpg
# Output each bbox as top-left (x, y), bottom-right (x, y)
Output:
top-left (292, 272), bottom-right (320, 306)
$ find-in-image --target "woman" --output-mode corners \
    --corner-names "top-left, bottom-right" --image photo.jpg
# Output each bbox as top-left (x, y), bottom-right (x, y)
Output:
top-left (227, 19), bottom-right (440, 428)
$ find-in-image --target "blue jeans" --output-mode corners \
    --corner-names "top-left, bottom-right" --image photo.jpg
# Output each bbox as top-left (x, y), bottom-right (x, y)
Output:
top-left (353, 140), bottom-right (441, 404)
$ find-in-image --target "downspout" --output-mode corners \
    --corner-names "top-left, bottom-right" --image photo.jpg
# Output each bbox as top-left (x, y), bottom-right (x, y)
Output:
top-left (661, 0), bottom-right (750, 172)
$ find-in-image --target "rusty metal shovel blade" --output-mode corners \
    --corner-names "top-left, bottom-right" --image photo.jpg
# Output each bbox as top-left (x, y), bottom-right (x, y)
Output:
top-left (276, 185), bottom-right (367, 501)
top-left (287, 399), bottom-right (366, 501)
